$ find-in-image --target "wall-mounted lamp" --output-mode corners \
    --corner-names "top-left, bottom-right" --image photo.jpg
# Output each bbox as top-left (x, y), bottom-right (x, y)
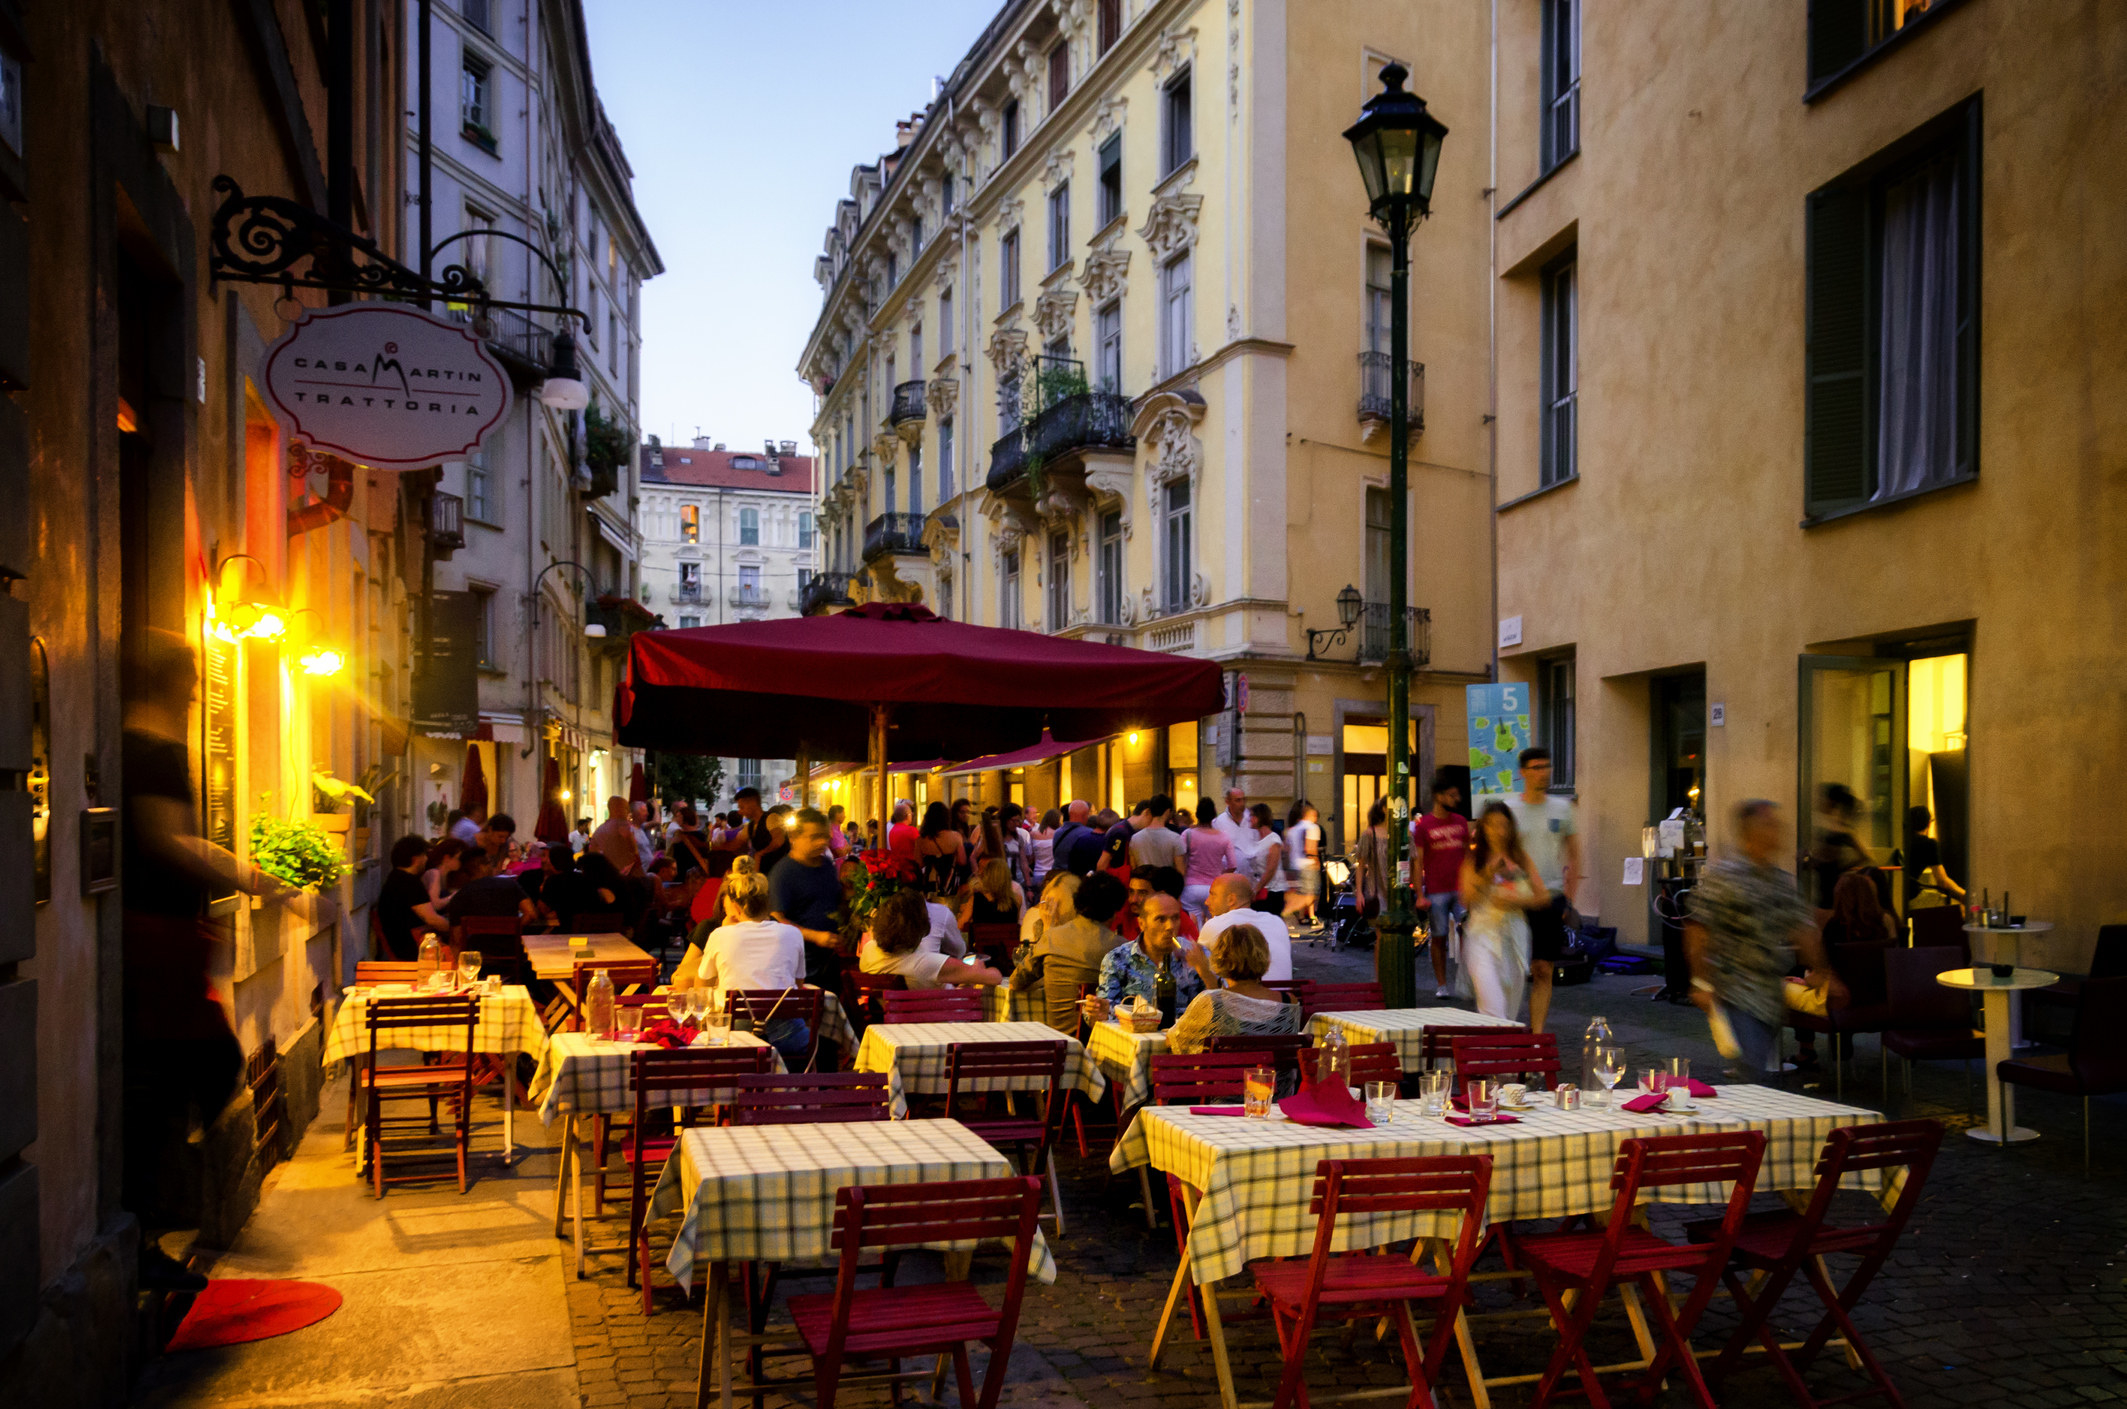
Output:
top-left (285, 609), bottom-right (346, 676)
top-left (210, 553), bottom-right (286, 641)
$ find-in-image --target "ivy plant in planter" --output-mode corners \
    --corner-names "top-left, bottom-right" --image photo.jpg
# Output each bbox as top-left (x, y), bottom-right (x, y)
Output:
top-left (250, 814), bottom-right (350, 892)
top-left (583, 402), bottom-right (633, 499)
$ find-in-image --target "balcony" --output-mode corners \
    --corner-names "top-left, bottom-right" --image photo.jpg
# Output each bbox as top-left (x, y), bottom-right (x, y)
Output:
top-left (476, 305), bottom-right (554, 388)
top-left (1357, 352), bottom-right (1425, 436)
top-left (1308, 600), bottom-right (1432, 667)
top-left (800, 572), bottom-right (858, 616)
top-left (429, 490), bottom-right (465, 557)
top-left (888, 379), bottom-right (927, 445)
top-left (728, 586), bottom-right (770, 610)
top-left (987, 364), bottom-right (1135, 492)
top-left (862, 512), bottom-right (926, 562)
top-left (671, 581), bottom-right (703, 605)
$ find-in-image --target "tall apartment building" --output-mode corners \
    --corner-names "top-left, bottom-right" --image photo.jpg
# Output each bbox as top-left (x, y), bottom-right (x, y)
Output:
top-left (1490, 0), bottom-right (2127, 958)
top-left (799, 0), bottom-right (1495, 839)
top-left (405, 0), bottom-right (662, 835)
top-left (638, 436), bottom-right (818, 808)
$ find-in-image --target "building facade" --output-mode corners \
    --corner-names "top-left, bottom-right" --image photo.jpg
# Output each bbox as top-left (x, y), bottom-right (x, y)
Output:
top-left (402, 0), bottom-right (661, 840)
top-left (1489, 0), bottom-right (2127, 960)
top-left (798, 0), bottom-right (1496, 842)
top-left (638, 437), bottom-right (817, 809)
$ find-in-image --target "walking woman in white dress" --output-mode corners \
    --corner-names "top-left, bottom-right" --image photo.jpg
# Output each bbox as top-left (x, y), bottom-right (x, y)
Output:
top-left (1458, 802), bottom-right (1548, 1021)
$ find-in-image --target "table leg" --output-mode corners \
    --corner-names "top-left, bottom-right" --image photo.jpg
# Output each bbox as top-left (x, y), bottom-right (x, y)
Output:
top-left (552, 1114), bottom-right (573, 1239)
top-left (1429, 1238), bottom-right (1493, 1409)
top-left (695, 1260), bottom-right (730, 1409)
top-left (1195, 1266), bottom-right (1241, 1409)
top-left (573, 1117), bottom-right (589, 1276)
top-left (1970, 989), bottom-right (2040, 1143)
top-left (1150, 1254), bottom-right (1193, 1369)
top-left (502, 1055), bottom-right (516, 1165)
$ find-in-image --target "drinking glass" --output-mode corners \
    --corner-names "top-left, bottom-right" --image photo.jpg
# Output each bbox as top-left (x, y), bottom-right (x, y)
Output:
top-left (1243, 1067), bottom-right (1275, 1118)
top-left (679, 989), bottom-right (705, 1025)
top-left (616, 1005), bottom-right (644, 1040)
top-left (1666, 1056), bottom-right (1691, 1090)
top-left (1591, 1046), bottom-right (1625, 1108)
top-left (1419, 1069), bottom-right (1452, 1117)
top-left (1364, 1081), bottom-right (1398, 1126)
top-left (704, 1005), bottom-right (731, 1047)
top-left (1466, 1078), bottom-right (1499, 1124)
top-left (458, 951), bottom-right (483, 991)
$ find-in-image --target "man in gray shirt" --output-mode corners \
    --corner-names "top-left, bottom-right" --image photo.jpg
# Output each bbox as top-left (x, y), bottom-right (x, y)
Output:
top-left (1500, 747), bottom-right (1579, 1034)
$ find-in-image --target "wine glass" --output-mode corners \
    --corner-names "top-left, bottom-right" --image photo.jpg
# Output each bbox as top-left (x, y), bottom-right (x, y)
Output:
top-left (458, 950), bottom-right (483, 992)
top-left (1592, 1046), bottom-right (1625, 1108)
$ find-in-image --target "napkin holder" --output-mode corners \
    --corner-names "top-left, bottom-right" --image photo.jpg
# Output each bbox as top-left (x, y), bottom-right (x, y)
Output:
top-left (1118, 996), bottom-right (1163, 1034)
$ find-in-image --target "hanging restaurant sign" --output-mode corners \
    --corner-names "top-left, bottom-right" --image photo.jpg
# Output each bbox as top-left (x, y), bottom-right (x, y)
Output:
top-left (262, 304), bottom-right (512, 469)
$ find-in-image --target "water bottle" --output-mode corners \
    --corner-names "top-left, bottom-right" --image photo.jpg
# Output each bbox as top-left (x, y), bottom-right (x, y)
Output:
top-left (417, 934), bottom-right (443, 986)
top-left (1319, 1023), bottom-right (1350, 1092)
top-left (1582, 1015), bottom-right (1613, 1093)
top-left (585, 967), bottom-right (616, 1040)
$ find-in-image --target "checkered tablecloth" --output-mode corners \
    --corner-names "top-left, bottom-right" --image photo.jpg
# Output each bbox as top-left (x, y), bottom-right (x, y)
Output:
top-left (528, 1031), bottom-right (783, 1122)
top-left (984, 984), bottom-right (1045, 1023)
top-left (853, 1021), bottom-right (1107, 1119)
top-left (1308, 1007), bottom-right (1524, 1073)
top-left (809, 987), bottom-right (859, 1057)
top-left (322, 985), bottom-right (550, 1069)
top-left (650, 1117), bottom-right (1057, 1292)
top-left (1110, 1084), bottom-right (1887, 1284)
top-left (1085, 1020), bottom-right (1168, 1111)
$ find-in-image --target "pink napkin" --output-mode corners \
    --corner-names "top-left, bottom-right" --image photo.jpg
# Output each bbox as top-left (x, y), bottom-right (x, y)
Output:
top-left (1621, 1091), bottom-right (1668, 1113)
top-left (1446, 1112), bottom-right (1520, 1127)
top-left (1687, 1078), bottom-right (1718, 1098)
top-left (1278, 1079), bottom-right (1374, 1129)
top-left (1189, 1106), bottom-right (1249, 1117)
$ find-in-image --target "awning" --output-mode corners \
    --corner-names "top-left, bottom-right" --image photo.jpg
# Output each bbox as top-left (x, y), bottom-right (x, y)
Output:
top-left (889, 758), bottom-right (949, 775)
top-left (940, 730), bottom-right (1100, 777)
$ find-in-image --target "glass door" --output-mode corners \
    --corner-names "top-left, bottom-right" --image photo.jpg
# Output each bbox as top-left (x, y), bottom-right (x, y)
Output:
top-left (1798, 655), bottom-right (1906, 869)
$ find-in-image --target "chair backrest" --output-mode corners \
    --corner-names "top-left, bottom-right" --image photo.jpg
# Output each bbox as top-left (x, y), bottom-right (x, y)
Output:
top-left (1607, 1131), bottom-right (1766, 1222)
top-left (1417, 1023), bottom-right (1526, 1070)
top-left (724, 986), bottom-right (826, 1029)
top-left (1298, 982), bottom-right (1387, 1020)
top-left (627, 1044), bottom-right (776, 1113)
top-left (1259, 979), bottom-right (1301, 992)
top-left (1206, 1033), bottom-right (1314, 1080)
top-left (1449, 1031), bottom-right (1561, 1091)
top-left (1906, 905), bottom-right (1967, 954)
top-left (946, 1040), bottom-right (1068, 1152)
top-left (1150, 1050), bottom-right (1259, 1104)
top-left (882, 987), bottom-right (986, 1024)
top-left (1830, 941), bottom-right (1893, 1011)
top-left (1299, 1042), bottom-right (1402, 1090)
top-left (363, 994), bottom-right (479, 1063)
top-left (572, 958), bottom-right (660, 1006)
top-left (1787, 1120), bottom-right (1944, 1251)
top-left (846, 969), bottom-right (906, 1023)
top-left (1883, 946), bottom-right (1971, 1029)
top-left (1307, 1154), bottom-right (1491, 1295)
top-left (2072, 976), bottom-right (2127, 1085)
top-left (2090, 925), bottom-right (2127, 980)
top-left (459, 915), bottom-right (523, 943)
top-left (730, 1072), bottom-right (890, 1125)
top-left (824, 1177), bottom-right (1045, 1339)
top-left (355, 960), bottom-right (422, 985)
top-left (967, 921), bottom-right (1020, 969)
top-left (572, 911), bottom-right (627, 935)
top-left (616, 993), bottom-right (670, 1023)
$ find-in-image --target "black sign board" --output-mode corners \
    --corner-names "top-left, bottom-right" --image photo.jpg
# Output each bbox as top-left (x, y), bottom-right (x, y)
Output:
top-left (414, 590), bottom-right (481, 738)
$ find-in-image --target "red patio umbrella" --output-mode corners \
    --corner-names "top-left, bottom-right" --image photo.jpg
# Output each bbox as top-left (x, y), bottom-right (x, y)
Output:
top-left (628, 758), bottom-right (650, 805)
top-left (534, 754), bottom-right (569, 845)
top-left (615, 601), bottom-right (1222, 842)
top-left (458, 743), bottom-right (488, 820)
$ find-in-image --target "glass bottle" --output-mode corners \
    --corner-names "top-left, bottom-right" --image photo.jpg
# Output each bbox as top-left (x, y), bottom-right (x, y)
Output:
top-left (1582, 1014), bottom-right (1613, 1093)
top-left (1153, 958), bottom-right (1177, 1024)
top-left (1319, 1022), bottom-right (1350, 1092)
top-left (417, 934), bottom-right (443, 986)
top-left (585, 967), bottom-right (616, 1040)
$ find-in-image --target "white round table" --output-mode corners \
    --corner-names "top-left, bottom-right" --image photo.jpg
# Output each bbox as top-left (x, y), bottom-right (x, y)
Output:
top-left (1936, 965), bottom-right (2059, 1143)
top-left (1964, 922), bottom-right (2055, 1049)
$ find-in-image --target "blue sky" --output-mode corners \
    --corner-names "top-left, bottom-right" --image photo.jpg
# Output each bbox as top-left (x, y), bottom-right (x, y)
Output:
top-left (584, 0), bottom-right (1003, 455)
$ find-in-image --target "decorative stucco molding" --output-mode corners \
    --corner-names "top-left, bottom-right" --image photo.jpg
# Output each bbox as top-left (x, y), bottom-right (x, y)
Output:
top-left (1148, 25), bottom-right (1197, 82)
top-left (1033, 288), bottom-right (1078, 345)
top-left (1081, 240), bottom-right (1131, 305)
top-left (1137, 192), bottom-right (1204, 263)
top-left (985, 327), bottom-right (1028, 378)
top-left (927, 375), bottom-right (960, 421)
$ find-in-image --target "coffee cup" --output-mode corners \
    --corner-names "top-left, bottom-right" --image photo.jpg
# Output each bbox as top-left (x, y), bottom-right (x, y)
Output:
top-left (1497, 1082), bottom-right (1529, 1108)
top-left (1663, 1085), bottom-right (1694, 1111)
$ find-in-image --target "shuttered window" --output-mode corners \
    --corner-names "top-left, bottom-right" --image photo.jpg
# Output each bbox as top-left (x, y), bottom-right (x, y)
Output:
top-left (1807, 0), bottom-right (1967, 96)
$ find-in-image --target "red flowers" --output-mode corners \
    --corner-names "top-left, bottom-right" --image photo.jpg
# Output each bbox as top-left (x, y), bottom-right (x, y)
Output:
top-left (860, 851), bottom-right (919, 883)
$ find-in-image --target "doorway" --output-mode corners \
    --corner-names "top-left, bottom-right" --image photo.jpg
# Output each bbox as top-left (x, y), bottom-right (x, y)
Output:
top-left (1650, 671), bottom-right (1707, 825)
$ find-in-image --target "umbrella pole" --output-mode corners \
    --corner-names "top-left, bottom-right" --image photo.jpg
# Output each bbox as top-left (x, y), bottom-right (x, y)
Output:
top-left (872, 703), bottom-right (890, 854)
top-left (794, 747), bottom-right (810, 810)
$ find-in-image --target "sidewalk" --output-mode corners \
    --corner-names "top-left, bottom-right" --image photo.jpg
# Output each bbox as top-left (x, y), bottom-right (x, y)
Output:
top-left (132, 1074), bottom-right (579, 1409)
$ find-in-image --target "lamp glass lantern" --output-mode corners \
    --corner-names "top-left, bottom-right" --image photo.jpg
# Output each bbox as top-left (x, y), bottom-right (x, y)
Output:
top-left (538, 328), bottom-right (590, 411)
top-left (1335, 583), bottom-right (1363, 628)
top-left (1341, 63), bottom-right (1449, 223)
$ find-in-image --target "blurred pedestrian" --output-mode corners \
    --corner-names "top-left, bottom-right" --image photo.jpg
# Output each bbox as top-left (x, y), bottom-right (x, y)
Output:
top-left (1180, 798), bottom-right (1239, 921)
top-left (1282, 800), bottom-right (1323, 934)
top-left (1459, 802), bottom-right (1546, 1021)
top-left (1411, 770), bottom-right (1471, 999)
top-left (1500, 747), bottom-right (1579, 1033)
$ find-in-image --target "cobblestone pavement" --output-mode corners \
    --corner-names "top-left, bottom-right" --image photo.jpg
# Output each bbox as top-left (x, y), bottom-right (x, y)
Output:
top-left (568, 936), bottom-right (2127, 1409)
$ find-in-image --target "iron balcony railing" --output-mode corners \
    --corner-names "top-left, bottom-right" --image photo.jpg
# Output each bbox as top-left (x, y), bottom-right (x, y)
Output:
top-left (675, 581), bottom-right (702, 603)
top-left (862, 512), bottom-right (926, 561)
top-left (1357, 602), bottom-right (1432, 668)
top-left (987, 388), bottom-right (1136, 491)
top-left (799, 573), bottom-right (857, 615)
top-left (1357, 352), bottom-right (1426, 431)
top-left (889, 379), bottom-right (927, 429)
top-left (477, 305), bottom-right (554, 380)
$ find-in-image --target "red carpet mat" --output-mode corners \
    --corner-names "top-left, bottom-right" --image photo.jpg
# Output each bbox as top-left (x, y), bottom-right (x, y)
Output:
top-left (165, 1278), bottom-right (344, 1352)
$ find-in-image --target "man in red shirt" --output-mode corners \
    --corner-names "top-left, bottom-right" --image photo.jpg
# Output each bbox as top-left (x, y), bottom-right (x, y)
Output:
top-left (1112, 866), bottom-right (1200, 944)
top-left (885, 800), bottom-right (922, 864)
top-left (1410, 772), bottom-right (1472, 999)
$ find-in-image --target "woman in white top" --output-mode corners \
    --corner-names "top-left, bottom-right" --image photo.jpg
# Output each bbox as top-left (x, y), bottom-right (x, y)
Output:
top-left (1458, 803), bottom-right (1547, 1021)
top-left (859, 891), bottom-right (1003, 991)
top-left (1282, 799), bottom-right (1323, 933)
top-left (1028, 809), bottom-right (1059, 893)
top-left (671, 856), bottom-right (811, 1064)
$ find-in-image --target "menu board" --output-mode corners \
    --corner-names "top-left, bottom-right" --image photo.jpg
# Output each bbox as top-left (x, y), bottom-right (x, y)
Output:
top-left (1465, 682), bottom-right (1532, 806)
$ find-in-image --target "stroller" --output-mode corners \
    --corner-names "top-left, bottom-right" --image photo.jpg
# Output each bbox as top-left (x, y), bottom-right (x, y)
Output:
top-left (1320, 855), bottom-right (1377, 951)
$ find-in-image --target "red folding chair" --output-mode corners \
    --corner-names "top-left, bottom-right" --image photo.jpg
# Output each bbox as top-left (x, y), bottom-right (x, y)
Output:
top-left (358, 994), bottom-right (480, 1197)
top-left (944, 1040), bottom-right (1070, 1234)
top-left (1298, 1041), bottom-right (1402, 1090)
top-left (1417, 1022), bottom-right (1525, 1072)
top-left (846, 969), bottom-right (905, 1026)
top-left (1689, 1120), bottom-right (1944, 1409)
top-left (726, 987), bottom-right (828, 1072)
top-left (622, 1045), bottom-right (776, 1309)
top-left (1206, 1032), bottom-right (1314, 1092)
top-left (1149, 1051), bottom-right (1262, 1339)
top-left (1297, 981), bottom-right (1387, 1021)
top-left (1513, 1131), bottom-right (1768, 1408)
top-left (881, 987), bottom-right (987, 1024)
top-left (1449, 1030), bottom-right (1561, 1093)
top-left (787, 1177), bottom-right (1046, 1409)
top-left (966, 921), bottom-right (1020, 973)
top-left (596, 1039), bottom-right (774, 1218)
top-left (730, 1072), bottom-right (890, 1125)
top-left (354, 960), bottom-right (424, 985)
top-left (571, 958), bottom-right (660, 1032)
top-left (1250, 1156), bottom-right (1493, 1409)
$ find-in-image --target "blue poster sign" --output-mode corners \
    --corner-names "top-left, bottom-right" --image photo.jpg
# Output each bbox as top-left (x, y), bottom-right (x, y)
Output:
top-left (1465, 682), bottom-right (1533, 804)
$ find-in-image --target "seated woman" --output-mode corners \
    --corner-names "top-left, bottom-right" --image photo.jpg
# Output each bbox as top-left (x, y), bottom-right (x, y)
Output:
top-left (672, 855), bottom-right (812, 1067)
top-left (1168, 921), bottom-right (1304, 1056)
top-left (858, 890), bottom-right (1003, 991)
top-left (959, 857), bottom-right (1026, 931)
top-left (1008, 872), bottom-right (1129, 1033)
top-left (1790, 868), bottom-right (1894, 1069)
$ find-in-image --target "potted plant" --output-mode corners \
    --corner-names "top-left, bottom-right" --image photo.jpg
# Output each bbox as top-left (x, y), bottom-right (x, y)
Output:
top-left (250, 811), bottom-right (352, 893)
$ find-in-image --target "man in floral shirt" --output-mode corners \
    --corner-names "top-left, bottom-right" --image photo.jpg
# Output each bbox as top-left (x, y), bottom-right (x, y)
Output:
top-left (1097, 893), bottom-right (1204, 1022)
top-left (1685, 800), bottom-right (1844, 1080)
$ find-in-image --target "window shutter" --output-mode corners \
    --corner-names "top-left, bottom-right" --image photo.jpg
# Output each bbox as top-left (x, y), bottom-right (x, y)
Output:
top-left (1807, 0), bottom-right (1869, 86)
top-left (1805, 183), bottom-right (1869, 516)
top-left (1954, 98), bottom-right (1982, 481)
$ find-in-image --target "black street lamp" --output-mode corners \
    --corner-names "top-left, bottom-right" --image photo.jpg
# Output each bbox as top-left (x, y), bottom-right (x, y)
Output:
top-left (1344, 63), bottom-right (1448, 1008)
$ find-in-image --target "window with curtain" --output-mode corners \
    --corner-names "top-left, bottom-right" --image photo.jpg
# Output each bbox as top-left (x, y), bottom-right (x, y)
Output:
top-left (1541, 0), bottom-right (1581, 171)
top-left (1000, 228), bottom-right (1021, 308)
top-left (1002, 100), bottom-right (1020, 159)
top-left (1162, 479), bottom-right (1192, 613)
top-left (1364, 487), bottom-right (1392, 604)
top-left (1001, 549), bottom-right (1022, 629)
top-left (910, 323), bottom-right (923, 373)
top-left (1365, 244), bottom-right (1391, 354)
top-left (939, 417), bottom-right (955, 498)
top-left (1540, 251), bottom-right (1578, 487)
top-left (1159, 252), bottom-right (1192, 378)
top-left (1542, 654), bottom-right (1577, 787)
top-left (1805, 102), bottom-right (1978, 518)
top-left (1047, 531), bottom-right (1070, 629)
top-left (1048, 42), bottom-right (1069, 109)
top-left (1162, 69), bottom-right (1193, 175)
top-left (680, 504), bottom-right (699, 543)
top-left (465, 448), bottom-right (494, 523)
top-left (909, 445), bottom-right (924, 518)
top-left (739, 565), bottom-right (762, 602)
top-left (739, 507), bottom-right (759, 545)
top-left (1097, 510), bottom-right (1123, 624)
top-left (1098, 135), bottom-right (1123, 225)
top-left (799, 511), bottom-right (814, 548)
top-left (939, 288), bottom-right (954, 354)
top-left (1095, 301), bottom-right (1122, 392)
top-left (1047, 182), bottom-right (1071, 271)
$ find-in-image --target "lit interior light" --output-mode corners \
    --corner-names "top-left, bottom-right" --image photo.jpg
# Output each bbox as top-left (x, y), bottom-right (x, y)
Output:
top-left (298, 647), bottom-right (346, 677)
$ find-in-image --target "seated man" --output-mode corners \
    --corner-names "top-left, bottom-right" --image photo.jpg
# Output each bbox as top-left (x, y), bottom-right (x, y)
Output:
top-left (1197, 872), bottom-right (1292, 982)
top-left (1112, 865), bottom-right (1200, 945)
top-left (1094, 892), bottom-right (1204, 1026)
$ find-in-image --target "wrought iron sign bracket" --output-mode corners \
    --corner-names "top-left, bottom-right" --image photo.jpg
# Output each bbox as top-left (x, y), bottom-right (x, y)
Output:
top-left (1304, 625), bottom-right (1356, 663)
top-left (206, 176), bottom-right (588, 328)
